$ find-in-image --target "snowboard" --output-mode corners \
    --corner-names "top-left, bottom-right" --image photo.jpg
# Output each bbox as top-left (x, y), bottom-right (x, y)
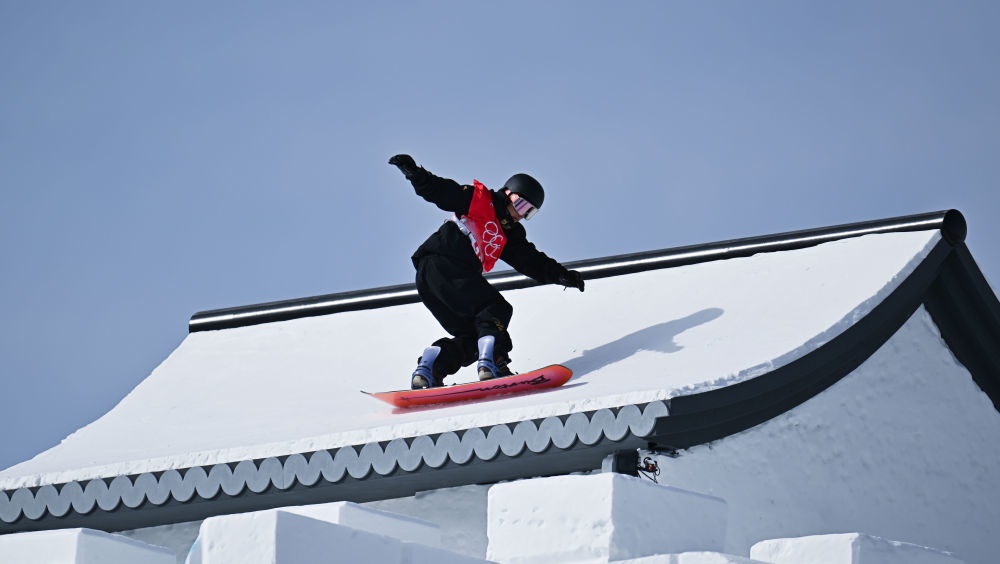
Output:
top-left (364, 364), bottom-right (572, 408)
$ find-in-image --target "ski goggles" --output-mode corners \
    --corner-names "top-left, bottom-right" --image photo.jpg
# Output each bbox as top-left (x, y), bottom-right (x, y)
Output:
top-left (509, 193), bottom-right (538, 220)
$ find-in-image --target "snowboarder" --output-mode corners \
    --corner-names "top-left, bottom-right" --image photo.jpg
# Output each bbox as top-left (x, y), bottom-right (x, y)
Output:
top-left (389, 154), bottom-right (585, 389)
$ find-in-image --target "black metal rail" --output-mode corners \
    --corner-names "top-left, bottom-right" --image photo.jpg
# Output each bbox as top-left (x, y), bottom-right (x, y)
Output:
top-left (189, 209), bottom-right (966, 332)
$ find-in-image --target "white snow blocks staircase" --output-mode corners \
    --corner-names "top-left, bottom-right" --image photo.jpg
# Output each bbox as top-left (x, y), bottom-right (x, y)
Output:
top-left (486, 473), bottom-right (729, 563)
top-left (0, 527), bottom-right (174, 564)
top-left (185, 500), bottom-right (490, 564)
top-left (750, 533), bottom-right (965, 564)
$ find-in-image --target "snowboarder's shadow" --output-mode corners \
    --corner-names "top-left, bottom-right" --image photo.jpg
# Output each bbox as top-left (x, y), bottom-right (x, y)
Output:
top-left (561, 308), bottom-right (724, 379)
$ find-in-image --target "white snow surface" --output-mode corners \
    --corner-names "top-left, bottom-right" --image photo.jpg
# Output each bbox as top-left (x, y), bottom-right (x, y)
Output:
top-left (750, 533), bottom-right (965, 564)
top-left (647, 306), bottom-right (1000, 564)
top-left (366, 484), bottom-right (491, 559)
top-left (0, 528), bottom-right (174, 564)
top-left (615, 554), bottom-right (766, 564)
top-left (0, 230), bottom-right (940, 489)
top-left (185, 508), bottom-right (489, 564)
top-left (487, 473), bottom-right (727, 562)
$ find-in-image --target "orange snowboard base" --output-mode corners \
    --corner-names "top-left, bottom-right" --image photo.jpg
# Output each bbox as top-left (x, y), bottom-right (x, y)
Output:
top-left (364, 364), bottom-right (572, 408)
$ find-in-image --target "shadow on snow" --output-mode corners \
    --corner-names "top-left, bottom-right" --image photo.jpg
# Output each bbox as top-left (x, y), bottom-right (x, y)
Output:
top-left (561, 308), bottom-right (724, 379)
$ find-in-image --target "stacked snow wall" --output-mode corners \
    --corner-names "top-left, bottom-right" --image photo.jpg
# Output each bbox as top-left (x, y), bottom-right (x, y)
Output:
top-left (0, 474), bottom-right (968, 563)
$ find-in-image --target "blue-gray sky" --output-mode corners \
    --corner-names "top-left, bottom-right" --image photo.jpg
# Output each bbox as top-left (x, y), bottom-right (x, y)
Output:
top-left (1, 2), bottom-right (997, 473)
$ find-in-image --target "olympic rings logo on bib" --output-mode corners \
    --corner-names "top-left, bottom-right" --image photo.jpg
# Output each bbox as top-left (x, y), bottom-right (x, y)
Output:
top-left (483, 221), bottom-right (503, 259)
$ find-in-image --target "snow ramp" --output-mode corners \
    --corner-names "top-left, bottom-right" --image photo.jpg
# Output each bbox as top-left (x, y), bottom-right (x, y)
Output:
top-left (2, 210), bottom-right (999, 561)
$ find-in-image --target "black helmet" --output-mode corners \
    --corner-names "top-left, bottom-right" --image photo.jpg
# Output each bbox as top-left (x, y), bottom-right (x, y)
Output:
top-left (503, 173), bottom-right (545, 210)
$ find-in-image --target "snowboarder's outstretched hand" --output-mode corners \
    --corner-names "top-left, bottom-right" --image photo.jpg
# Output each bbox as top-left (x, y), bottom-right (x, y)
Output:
top-left (558, 270), bottom-right (585, 292)
top-left (389, 154), bottom-right (423, 181)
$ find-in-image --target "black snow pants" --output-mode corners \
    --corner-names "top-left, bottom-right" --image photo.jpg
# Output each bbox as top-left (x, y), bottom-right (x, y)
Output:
top-left (414, 255), bottom-right (513, 378)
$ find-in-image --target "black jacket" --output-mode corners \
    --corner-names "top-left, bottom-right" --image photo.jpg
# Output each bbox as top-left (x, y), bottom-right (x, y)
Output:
top-left (409, 168), bottom-right (572, 285)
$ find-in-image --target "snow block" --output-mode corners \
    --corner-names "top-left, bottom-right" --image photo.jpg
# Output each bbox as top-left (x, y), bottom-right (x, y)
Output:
top-left (365, 483), bottom-right (491, 558)
top-left (487, 473), bottom-right (727, 563)
top-left (0, 527), bottom-right (174, 564)
top-left (187, 510), bottom-right (400, 564)
top-left (403, 542), bottom-right (494, 564)
top-left (614, 552), bottom-right (767, 563)
top-left (280, 500), bottom-right (442, 548)
top-left (750, 533), bottom-right (966, 564)
top-left (186, 507), bottom-right (490, 564)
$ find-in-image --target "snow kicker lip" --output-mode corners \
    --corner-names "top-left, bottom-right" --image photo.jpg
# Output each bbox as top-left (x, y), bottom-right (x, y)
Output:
top-left (189, 210), bottom-right (966, 332)
top-left (0, 401), bottom-right (669, 532)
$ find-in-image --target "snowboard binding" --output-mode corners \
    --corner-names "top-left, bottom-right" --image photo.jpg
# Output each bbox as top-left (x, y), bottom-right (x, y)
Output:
top-left (476, 336), bottom-right (515, 381)
top-left (411, 346), bottom-right (444, 389)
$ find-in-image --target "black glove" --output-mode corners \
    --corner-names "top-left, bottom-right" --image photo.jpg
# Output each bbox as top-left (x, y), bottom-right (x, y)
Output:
top-left (389, 154), bottom-right (423, 181)
top-left (558, 270), bottom-right (585, 292)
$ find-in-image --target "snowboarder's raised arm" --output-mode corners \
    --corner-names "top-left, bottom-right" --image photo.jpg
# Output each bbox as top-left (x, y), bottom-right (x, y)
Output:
top-left (389, 154), bottom-right (473, 214)
top-left (502, 224), bottom-right (585, 292)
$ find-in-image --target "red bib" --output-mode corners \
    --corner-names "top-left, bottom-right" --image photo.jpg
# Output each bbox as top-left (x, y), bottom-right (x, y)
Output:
top-left (453, 180), bottom-right (506, 272)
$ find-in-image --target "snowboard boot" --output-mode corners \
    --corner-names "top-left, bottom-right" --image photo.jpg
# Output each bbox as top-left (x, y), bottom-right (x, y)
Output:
top-left (411, 346), bottom-right (443, 389)
top-left (495, 355), bottom-right (516, 378)
top-left (477, 336), bottom-right (513, 381)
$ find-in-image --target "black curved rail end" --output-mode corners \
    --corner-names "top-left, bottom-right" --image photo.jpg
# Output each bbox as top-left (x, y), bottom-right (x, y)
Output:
top-left (651, 237), bottom-right (957, 449)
